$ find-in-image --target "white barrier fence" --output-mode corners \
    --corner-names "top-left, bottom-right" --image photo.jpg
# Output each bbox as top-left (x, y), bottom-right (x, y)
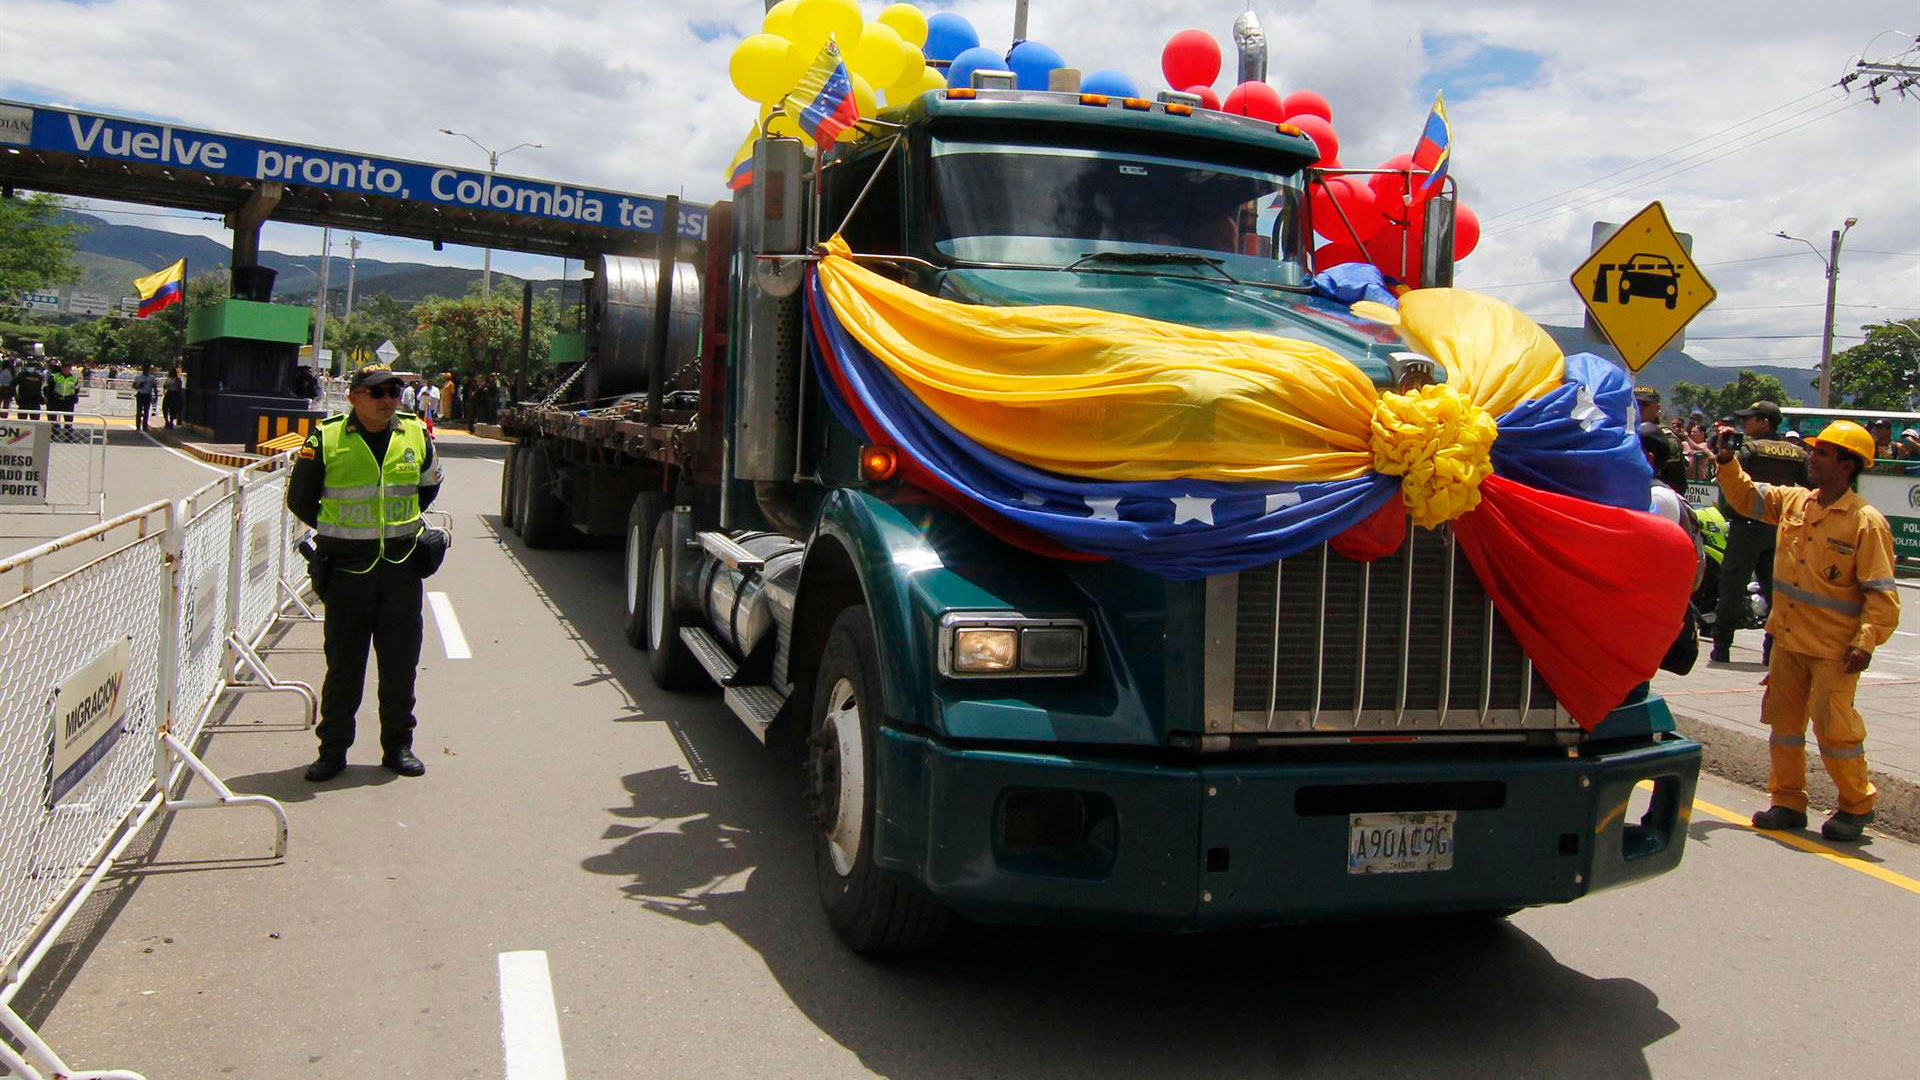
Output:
top-left (0, 414), bottom-right (109, 523)
top-left (0, 450), bottom-right (319, 1080)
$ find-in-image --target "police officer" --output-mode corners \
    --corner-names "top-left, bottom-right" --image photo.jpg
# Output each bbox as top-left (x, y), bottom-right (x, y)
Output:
top-left (287, 365), bottom-right (443, 781)
top-left (47, 361), bottom-right (79, 434)
top-left (1710, 400), bottom-right (1807, 664)
top-left (1716, 420), bottom-right (1900, 840)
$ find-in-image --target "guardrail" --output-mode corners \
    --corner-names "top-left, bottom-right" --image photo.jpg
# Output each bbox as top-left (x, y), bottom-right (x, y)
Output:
top-left (0, 449), bottom-right (320, 1080)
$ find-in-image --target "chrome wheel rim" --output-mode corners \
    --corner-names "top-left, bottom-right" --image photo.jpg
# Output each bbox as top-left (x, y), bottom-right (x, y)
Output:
top-left (648, 544), bottom-right (668, 652)
top-left (625, 522), bottom-right (640, 616)
top-left (822, 676), bottom-right (866, 878)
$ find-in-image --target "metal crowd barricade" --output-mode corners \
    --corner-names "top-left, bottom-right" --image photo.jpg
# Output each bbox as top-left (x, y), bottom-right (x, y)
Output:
top-left (0, 501), bottom-right (288, 1080)
top-left (3, 412), bottom-right (109, 523)
top-left (205, 452), bottom-right (319, 726)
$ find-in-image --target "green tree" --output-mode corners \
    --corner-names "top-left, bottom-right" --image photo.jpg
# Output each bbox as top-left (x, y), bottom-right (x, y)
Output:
top-left (1670, 370), bottom-right (1803, 420)
top-left (412, 292), bottom-right (562, 376)
top-left (1827, 318), bottom-right (1920, 411)
top-left (353, 293), bottom-right (422, 367)
top-left (0, 193), bottom-right (82, 301)
top-left (186, 270), bottom-right (229, 311)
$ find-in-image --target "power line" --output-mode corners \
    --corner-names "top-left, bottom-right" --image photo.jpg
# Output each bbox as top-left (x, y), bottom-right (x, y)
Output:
top-left (1487, 98), bottom-right (1869, 237)
top-left (1465, 250), bottom-right (1817, 291)
top-left (1851, 249), bottom-right (1920, 257)
top-left (1479, 85), bottom-right (1838, 224)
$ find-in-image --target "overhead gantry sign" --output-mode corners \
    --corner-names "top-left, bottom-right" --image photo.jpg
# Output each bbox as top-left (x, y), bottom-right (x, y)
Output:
top-left (0, 98), bottom-right (706, 261)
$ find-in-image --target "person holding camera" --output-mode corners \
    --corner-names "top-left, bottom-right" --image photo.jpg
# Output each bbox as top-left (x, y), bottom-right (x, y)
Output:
top-left (1715, 420), bottom-right (1899, 840)
top-left (1710, 401), bottom-right (1807, 664)
top-left (286, 365), bottom-right (444, 782)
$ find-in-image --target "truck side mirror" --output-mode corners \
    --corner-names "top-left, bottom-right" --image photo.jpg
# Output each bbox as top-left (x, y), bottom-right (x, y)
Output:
top-left (1421, 193), bottom-right (1456, 289)
top-left (754, 136), bottom-right (808, 257)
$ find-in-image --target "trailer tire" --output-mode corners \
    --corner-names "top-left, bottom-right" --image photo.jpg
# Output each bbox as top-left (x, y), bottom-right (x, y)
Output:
top-left (500, 446), bottom-right (520, 530)
top-left (623, 492), bottom-right (666, 648)
top-left (644, 510), bottom-right (708, 690)
top-left (808, 605), bottom-right (950, 954)
top-left (519, 446), bottom-right (566, 549)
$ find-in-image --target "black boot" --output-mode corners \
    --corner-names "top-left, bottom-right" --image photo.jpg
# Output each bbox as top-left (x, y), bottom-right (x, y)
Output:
top-left (304, 753), bottom-right (348, 782)
top-left (383, 748), bottom-right (426, 777)
top-left (1751, 805), bottom-right (1808, 830)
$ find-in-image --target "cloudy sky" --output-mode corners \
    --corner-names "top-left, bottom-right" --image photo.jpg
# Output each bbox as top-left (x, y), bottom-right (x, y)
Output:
top-left (3, 0), bottom-right (1916, 368)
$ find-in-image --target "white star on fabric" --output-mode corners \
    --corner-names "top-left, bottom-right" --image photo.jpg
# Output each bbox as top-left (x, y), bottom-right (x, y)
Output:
top-left (1571, 385), bottom-right (1607, 432)
top-left (1083, 496), bottom-right (1121, 521)
top-left (1265, 492), bottom-right (1302, 515)
top-left (1020, 492), bottom-right (1046, 506)
top-left (1171, 495), bottom-right (1215, 525)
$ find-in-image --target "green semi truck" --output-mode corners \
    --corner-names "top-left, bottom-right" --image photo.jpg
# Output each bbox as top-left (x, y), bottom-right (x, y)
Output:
top-left (500, 86), bottom-right (1700, 953)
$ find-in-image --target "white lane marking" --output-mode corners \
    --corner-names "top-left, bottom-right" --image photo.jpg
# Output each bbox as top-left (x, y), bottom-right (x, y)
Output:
top-left (427, 591), bottom-right (471, 659)
top-left (139, 430), bottom-right (232, 474)
top-left (499, 950), bottom-right (569, 1080)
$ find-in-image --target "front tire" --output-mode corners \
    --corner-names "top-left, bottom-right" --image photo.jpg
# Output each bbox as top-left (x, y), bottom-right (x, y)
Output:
top-left (808, 606), bottom-right (950, 954)
top-left (643, 509), bottom-right (708, 690)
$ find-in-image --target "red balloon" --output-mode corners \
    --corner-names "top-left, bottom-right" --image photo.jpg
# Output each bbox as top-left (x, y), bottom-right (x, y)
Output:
top-left (1369, 217), bottom-right (1435, 288)
top-left (1222, 81), bottom-right (1285, 123)
top-left (1183, 84), bottom-right (1221, 110)
top-left (1310, 176), bottom-right (1385, 243)
top-left (1367, 153), bottom-right (1425, 225)
top-left (1287, 114), bottom-right (1340, 167)
top-left (1161, 29), bottom-right (1222, 90)
top-left (1454, 203), bottom-right (1481, 260)
top-left (1282, 90), bottom-right (1333, 123)
top-left (1312, 240), bottom-right (1367, 272)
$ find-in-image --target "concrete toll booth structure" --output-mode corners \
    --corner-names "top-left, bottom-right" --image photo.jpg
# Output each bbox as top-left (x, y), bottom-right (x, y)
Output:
top-left (184, 299), bottom-right (320, 449)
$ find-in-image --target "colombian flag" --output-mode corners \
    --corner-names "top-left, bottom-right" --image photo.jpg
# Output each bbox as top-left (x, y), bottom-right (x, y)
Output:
top-left (133, 258), bottom-right (187, 318)
top-left (784, 40), bottom-right (860, 149)
top-left (1411, 92), bottom-right (1450, 198)
top-left (723, 129), bottom-right (755, 191)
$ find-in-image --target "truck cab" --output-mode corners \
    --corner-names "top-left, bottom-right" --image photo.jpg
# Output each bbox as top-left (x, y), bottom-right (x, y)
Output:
top-left (508, 88), bottom-right (1701, 954)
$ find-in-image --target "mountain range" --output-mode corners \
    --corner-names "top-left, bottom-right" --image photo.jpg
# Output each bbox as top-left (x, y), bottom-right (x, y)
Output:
top-left (50, 212), bottom-right (1819, 403)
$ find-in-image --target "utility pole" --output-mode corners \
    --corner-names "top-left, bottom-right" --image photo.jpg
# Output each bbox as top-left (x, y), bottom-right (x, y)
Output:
top-left (1773, 217), bottom-right (1857, 409)
top-left (343, 236), bottom-right (362, 321)
top-left (439, 130), bottom-right (545, 299)
top-left (311, 227), bottom-right (333, 373)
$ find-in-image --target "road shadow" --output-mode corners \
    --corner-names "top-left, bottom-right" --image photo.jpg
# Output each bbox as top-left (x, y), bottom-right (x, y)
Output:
top-left (487, 532), bottom-right (1679, 1080)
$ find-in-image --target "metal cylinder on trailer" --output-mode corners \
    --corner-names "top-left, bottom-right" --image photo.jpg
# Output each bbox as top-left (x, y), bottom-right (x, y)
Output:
top-left (583, 254), bottom-right (703, 403)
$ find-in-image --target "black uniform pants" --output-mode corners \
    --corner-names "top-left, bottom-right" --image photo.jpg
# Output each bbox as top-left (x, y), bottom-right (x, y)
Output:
top-left (317, 558), bottom-right (424, 757)
top-left (135, 392), bottom-right (153, 430)
top-left (1713, 519), bottom-right (1776, 651)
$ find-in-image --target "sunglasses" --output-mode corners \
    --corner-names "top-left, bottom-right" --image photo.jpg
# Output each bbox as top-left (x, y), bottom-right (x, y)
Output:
top-left (358, 383), bottom-right (403, 399)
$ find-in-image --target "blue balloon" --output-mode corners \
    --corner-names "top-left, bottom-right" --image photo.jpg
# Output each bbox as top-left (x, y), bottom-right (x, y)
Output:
top-left (923, 12), bottom-right (980, 64)
top-left (1007, 40), bottom-right (1065, 91)
top-left (946, 45), bottom-right (1009, 89)
top-left (1080, 69), bottom-right (1140, 98)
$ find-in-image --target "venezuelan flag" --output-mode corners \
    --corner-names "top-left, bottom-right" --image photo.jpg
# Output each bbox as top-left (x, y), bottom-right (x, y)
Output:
top-left (133, 258), bottom-right (187, 318)
top-left (784, 40), bottom-right (860, 149)
top-left (1411, 92), bottom-right (1450, 198)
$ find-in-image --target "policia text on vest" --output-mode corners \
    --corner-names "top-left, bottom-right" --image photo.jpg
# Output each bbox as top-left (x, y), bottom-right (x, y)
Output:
top-left (287, 403), bottom-right (444, 780)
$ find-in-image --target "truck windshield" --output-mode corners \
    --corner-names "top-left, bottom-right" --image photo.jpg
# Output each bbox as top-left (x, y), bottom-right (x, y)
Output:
top-left (928, 137), bottom-right (1308, 286)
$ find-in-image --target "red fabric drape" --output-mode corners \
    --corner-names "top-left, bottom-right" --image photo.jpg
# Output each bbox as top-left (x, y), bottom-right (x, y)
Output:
top-left (1330, 497), bottom-right (1408, 562)
top-left (1453, 474), bottom-right (1694, 728)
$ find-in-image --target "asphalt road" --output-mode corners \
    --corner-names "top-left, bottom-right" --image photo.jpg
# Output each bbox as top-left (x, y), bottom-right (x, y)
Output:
top-left (18, 440), bottom-right (1920, 1079)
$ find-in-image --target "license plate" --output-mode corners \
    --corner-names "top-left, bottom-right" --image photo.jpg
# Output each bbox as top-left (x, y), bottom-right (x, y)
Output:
top-left (1347, 811), bottom-right (1456, 874)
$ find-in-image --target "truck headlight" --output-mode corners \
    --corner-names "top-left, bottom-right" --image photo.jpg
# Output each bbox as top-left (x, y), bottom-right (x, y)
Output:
top-left (939, 614), bottom-right (1087, 678)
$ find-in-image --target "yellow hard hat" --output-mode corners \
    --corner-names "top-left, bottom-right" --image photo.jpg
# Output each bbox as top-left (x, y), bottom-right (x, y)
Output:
top-left (1805, 419), bottom-right (1875, 468)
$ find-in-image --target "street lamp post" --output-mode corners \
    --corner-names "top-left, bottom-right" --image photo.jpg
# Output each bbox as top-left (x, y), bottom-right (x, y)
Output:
top-left (438, 129), bottom-right (545, 299)
top-left (1773, 217), bottom-right (1858, 409)
top-left (343, 236), bottom-right (363, 321)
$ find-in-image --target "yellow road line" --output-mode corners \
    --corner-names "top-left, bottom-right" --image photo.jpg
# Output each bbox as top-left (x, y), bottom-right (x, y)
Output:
top-left (1692, 796), bottom-right (1920, 897)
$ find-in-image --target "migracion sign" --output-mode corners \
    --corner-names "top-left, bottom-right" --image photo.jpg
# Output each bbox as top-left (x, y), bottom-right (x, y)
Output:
top-left (48, 638), bottom-right (132, 807)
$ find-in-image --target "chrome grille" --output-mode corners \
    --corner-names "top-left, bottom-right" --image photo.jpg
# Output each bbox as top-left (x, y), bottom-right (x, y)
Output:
top-left (1203, 525), bottom-right (1567, 734)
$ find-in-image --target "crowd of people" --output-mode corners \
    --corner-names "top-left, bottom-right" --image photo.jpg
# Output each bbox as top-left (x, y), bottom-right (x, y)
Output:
top-left (1633, 387), bottom-right (1920, 481)
top-left (0, 351), bottom-right (188, 429)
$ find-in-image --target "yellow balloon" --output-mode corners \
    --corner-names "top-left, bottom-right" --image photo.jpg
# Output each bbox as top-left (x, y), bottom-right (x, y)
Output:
top-left (885, 64), bottom-right (946, 107)
top-left (850, 22), bottom-right (911, 89)
top-left (791, 0), bottom-right (862, 52)
top-left (850, 71), bottom-right (878, 119)
top-left (729, 33), bottom-right (797, 104)
top-left (877, 3), bottom-right (929, 48)
top-left (762, 0), bottom-right (799, 39)
top-left (883, 45), bottom-right (926, 97)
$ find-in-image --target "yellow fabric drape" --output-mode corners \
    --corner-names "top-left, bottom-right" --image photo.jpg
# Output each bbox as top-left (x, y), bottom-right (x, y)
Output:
top-left (814, 237), bottom-right (1567, 519)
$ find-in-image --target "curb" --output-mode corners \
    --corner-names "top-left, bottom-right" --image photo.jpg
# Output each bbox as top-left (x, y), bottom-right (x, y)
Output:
top-left (1672, 712), bottom-right (1920, 844)
top-left (151, 429), bottom-right (259, 469)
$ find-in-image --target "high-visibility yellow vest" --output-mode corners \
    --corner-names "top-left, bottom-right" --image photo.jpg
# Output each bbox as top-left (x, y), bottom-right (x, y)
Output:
top-left (315, 415), bottom-right (432, 569)
top-left (48, 372), bottom-right (78, 397)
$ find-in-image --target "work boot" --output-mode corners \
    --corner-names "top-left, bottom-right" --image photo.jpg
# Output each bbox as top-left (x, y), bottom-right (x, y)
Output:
top-left (383, 748), bottom-right (426, 777)
top-left (1821, 810), bottom-right (1874, 842)
top-left (304, 754), bottom-right (348, 782)
top-left (1708, 645), bottom-right (1731, 664)
top-left (1750, 805), bottom-right (1808, 831)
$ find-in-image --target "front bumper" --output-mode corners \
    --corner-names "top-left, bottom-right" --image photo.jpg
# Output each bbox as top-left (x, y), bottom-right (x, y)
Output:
top-left (871, 730), bottom-right (1700, 930)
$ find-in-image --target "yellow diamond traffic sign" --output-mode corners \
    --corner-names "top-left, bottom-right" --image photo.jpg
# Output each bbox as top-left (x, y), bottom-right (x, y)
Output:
top-left (1570, 201), bottom-right (1716, 372)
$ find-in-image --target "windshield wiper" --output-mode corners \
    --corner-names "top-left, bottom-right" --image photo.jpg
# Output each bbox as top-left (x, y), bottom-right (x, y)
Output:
top-left (1065, 250), bottom-right (1242, 284)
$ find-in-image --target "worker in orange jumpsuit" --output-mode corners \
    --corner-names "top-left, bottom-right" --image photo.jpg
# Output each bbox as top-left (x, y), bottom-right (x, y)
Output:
top-left (1715, 420), bottom-right (1900, 840)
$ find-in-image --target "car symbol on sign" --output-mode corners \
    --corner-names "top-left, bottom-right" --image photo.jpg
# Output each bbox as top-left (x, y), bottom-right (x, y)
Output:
top-left (1618, 254), bottom-right (1681, 310)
